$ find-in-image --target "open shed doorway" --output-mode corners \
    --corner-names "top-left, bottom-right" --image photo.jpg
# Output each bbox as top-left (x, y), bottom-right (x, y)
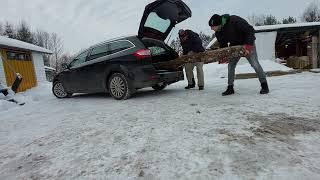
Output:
top-left (275, 27), bottom-right (320, 69)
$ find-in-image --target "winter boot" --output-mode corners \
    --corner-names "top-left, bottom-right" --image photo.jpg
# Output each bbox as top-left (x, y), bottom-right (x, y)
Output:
top-left (199, 86), bottom-right (204, 90)
top-left (185, 78), bottom-right (196, 89)
top-left (222, 85), bottom-right (235, 96)
top-left (260, 82), bottom-right (269, 94)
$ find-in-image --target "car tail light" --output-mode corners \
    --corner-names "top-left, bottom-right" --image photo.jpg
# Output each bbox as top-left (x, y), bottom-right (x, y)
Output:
top-left (133, 49), bottom-right (151, 59)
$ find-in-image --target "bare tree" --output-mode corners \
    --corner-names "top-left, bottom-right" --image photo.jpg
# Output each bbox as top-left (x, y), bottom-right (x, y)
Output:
top-left (169, 37), bottom-right (182, 55)
top-left (33, 30), bottom-right (52, 66)
top-left (50, 33), bottom-right (64, 71)
top-left (247, 14), bottom-right (266, 26)
top-left (302, 1), bottom-right (320, 22)
top-left (199, 31), bottom-right (213, 48)
top-left (56, 53), bottom-right (72, 72)
top-left (33, 30), bottom-right (45, 47)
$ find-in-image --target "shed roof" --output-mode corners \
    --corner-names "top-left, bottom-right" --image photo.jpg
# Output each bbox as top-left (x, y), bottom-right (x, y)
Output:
top-left (0, 36), bottom-right (52, 54)
top-left (255, 22), bottom-right (320, 33)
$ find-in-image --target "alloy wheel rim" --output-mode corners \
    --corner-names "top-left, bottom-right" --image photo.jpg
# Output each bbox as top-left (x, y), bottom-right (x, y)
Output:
top-left (54, 83), bottom-right (67, 98)
top-left (110, 77), bottom-right (126, 98)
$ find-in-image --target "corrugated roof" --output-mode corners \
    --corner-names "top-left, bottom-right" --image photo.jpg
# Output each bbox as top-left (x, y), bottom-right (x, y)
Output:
top-left (0, 36), bottom-right (52, 54)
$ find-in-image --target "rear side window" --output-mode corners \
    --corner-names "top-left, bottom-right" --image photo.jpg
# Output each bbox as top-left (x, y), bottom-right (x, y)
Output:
top-left (109, 41), bottom-right (134, 54)
top-left (88, 45), bottom-right (109, 61)
top-left (70, 50), bottom-right (88, 67)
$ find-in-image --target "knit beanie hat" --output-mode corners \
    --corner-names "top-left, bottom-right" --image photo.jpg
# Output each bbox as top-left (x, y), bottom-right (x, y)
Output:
top-left (209, 14), bottom-right (222, 26)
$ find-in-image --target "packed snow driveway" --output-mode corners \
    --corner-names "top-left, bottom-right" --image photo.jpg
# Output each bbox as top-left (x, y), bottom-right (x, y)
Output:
top-left (0, 72), bottom-right (320, 179)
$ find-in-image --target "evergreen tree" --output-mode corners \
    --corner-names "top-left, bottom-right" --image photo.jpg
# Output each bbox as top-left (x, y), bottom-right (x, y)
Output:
top-left (0, 22), bottom-right (3, 35)
top-left (264, 15), bottom-right (280, 25)
top-left (16, 21), bottom-right (34, 43)
top-left (3, 22), bottom-right (15, 38)
top-left (282, 16), bottom-right (297, 24)
top-left (199, 32), bottom-right (213, 48)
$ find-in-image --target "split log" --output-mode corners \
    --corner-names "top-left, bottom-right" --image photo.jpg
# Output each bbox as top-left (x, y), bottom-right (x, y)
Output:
top-left (154, 45), bottom-right (246, 70)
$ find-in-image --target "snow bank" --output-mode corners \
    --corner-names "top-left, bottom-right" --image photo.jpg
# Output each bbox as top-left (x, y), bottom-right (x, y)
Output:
top-left (0, 82), bottom-right (53, 113)
top-left (310, 69), bottom-right (320, 73)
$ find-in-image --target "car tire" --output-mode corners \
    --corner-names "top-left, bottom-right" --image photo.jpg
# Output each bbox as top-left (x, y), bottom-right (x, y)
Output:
top-left (52, 81), bottom-right (72, 98)
top-left (108, 73), bottom-right (132, 100)
top-left (152, 83), bottom-right (167, 91)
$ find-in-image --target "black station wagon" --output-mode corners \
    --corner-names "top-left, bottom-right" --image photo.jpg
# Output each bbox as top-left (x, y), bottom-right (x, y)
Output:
top-left (52, 0), bottom-right (192, 100)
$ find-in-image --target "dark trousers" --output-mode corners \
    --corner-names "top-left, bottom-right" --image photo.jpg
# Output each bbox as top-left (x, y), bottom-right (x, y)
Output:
top-left (228, 45), bottom-right (267, 85)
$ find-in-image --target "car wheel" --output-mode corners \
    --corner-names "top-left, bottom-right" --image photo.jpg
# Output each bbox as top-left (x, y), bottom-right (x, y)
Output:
top-left (52, 81), bottom-right (72, 98)
top-left (108, 73), bottom-right (132, 100)
top-left (152, 83), bottom-right (167, 91)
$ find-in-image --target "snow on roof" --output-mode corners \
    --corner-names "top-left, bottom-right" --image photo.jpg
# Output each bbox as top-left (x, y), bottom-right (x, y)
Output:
top-left (255, 22), bottom-right (320, 32)
top-left (0, 36), bottom-right (52, 54)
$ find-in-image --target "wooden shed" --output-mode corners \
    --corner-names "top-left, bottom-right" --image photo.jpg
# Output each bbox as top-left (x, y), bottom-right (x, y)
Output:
top-left (255, 22), bottom-right (320, 69)
top-left (207, 22), bottom-right (320, 69)
top-left (0, 36), bottom-right (52, 92)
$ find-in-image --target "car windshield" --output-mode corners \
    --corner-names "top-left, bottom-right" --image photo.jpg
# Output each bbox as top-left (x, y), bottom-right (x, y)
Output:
top-left (144, 12), bottom-right (171, 33)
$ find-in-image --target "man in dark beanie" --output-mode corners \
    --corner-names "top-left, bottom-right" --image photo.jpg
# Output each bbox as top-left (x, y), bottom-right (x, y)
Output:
top-left (208, 14), bottom-right (269, 96)
top-left (179, 29), bottom-right (205, 90)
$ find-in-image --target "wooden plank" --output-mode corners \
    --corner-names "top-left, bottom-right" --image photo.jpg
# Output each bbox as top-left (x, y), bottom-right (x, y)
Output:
top-left (235, 70), bottom-right (299, 80)
top-left (312, 36), bottom-right (318, 69)
top-left (154, 45), bottom-right (246, 70)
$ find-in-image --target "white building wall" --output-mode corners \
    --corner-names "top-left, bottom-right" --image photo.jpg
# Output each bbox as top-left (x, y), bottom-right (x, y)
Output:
top-left (32, 52), bottom-right (46, 83)
top-left (255, 31), bottom-right (278, 60)
top-left (207, 31), bottom-right (278, 65)
top-left (0, 53), bottom-right (7, 85)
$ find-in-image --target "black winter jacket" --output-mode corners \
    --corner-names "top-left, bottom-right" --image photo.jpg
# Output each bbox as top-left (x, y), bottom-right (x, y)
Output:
top-left (215, 14), bottom-right (256, 48)
top-left (180, 30), bottom-right (205, 55)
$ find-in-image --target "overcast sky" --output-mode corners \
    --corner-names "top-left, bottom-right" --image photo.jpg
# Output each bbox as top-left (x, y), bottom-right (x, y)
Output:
top-left (0, 0), bottom-right (317, 54)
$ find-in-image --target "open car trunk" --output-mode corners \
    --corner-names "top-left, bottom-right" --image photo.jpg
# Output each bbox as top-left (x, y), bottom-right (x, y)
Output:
top-left (138, 0), bottom-right (191, 41)
top-left (141, 38), bottom-right (182, 71)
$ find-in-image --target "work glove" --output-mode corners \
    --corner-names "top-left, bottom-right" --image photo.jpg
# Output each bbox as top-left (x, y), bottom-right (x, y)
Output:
top-left (243, 44), bottom-right (254, 56)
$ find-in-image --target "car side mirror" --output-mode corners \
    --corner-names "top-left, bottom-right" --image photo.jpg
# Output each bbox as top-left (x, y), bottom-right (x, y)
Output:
top-left (61, 63), bottom-right (69, 70)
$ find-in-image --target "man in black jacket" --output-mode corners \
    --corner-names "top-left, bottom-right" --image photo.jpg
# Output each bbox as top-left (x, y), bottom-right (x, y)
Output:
top-left (179, 29), bottom-right (205, 90)
top-left (208, 14), bottom-right (269, 95)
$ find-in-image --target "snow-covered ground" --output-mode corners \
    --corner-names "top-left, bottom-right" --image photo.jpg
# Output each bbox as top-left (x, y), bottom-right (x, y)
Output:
top-left (1, 63), bottom-right (320, 179)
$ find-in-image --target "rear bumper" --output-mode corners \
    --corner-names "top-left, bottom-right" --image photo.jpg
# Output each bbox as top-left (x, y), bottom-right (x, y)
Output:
top-left (132, 70), bottom-right (184, 89)
top-left (156, 70), bottom-right (184, 84)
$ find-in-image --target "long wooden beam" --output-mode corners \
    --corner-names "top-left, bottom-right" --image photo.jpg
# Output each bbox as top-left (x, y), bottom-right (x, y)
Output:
top-left (154, 45), bottom-right (246, 70)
